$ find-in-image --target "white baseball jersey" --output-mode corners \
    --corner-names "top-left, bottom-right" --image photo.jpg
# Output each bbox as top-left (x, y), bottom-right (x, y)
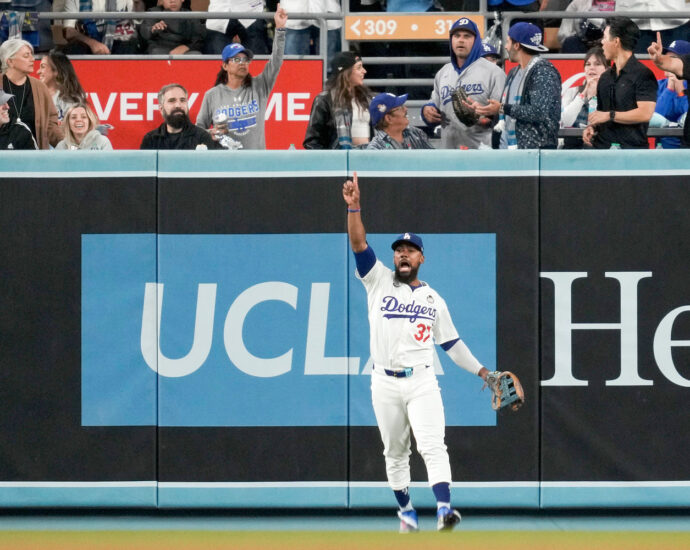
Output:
top-left (357, 259), bottom-right (459, 370)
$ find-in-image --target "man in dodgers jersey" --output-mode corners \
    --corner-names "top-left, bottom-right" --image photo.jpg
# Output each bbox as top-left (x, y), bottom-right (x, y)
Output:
top-left (343, 173), bottom-right (490, 532)
top-left (422, 17), bottom-right (506, 149)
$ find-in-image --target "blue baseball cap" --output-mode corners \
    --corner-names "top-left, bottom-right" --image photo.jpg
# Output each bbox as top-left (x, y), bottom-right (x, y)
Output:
top-left (664, 40), bottom-right (690, 56)
top-left (391, 232), bottom-right (424, 253)
top-left (222, 43), bottom-right (254, 62)
top-left (449, 17), bottom-right (477, 37)
top-left (370, 93), bottom-right (408, 126)
top-left (508, 22), bottom-right (548, 53)
top-left (481, 41), bottom-right (499, 57)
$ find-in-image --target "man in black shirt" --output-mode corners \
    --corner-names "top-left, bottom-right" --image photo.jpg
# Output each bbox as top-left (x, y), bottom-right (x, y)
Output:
top-left (648, 32), bottom-right (690, 148)
top-left (583, 17), bottom-right (657, 149)
top-left (140, 83), bottom-right (220, 150)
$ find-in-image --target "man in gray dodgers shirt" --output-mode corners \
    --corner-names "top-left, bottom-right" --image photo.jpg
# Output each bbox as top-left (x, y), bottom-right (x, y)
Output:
top-left (422, 18), bottom-right (506, 149)
top-left (196, 5), bottom-right (287, 149)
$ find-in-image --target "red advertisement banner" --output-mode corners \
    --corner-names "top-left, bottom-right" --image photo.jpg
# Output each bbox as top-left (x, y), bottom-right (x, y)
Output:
top-left (39, 58), bottom-right (666, 150)
top-left (64, 59), bottom-right (324, 150)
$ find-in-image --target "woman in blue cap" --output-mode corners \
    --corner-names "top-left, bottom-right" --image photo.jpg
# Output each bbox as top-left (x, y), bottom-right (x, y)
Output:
top-left (196, 4), bottom-right (287, 150)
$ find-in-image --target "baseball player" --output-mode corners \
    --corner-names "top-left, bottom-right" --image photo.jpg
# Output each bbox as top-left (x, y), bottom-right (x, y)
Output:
top-left (343, 173), bottom-right (490, 532)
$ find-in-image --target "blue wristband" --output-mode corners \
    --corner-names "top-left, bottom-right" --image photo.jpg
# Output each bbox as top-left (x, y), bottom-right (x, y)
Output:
top-left (348, 208), bottom-right (361, 213)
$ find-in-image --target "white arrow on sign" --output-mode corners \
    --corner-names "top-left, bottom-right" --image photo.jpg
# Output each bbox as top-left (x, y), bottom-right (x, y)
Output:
top-left (350, 19), bottom-right (361, 36)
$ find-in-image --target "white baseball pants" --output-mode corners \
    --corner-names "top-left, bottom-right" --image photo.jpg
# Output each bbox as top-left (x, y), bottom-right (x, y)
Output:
top-left (371, 365), bottom-right (451, 490)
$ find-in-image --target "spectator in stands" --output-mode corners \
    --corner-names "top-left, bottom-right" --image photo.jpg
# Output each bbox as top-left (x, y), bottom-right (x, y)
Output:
top-left (615, 0), bottom-right (690, 54)
top-left (281, 0), bottom-right (342, 74)
top-left (0, 38), bottom-right (62, 149)
top-left (0, 0), bottom-right (54, 53)
top-left (465, 22), bottom-right (561, 149)
top-left (60, 0), bottom-right (144, 55)
top-left (583, 17), bottom-right (657, 148)
top-left (540, 0), bottom-right (572, 51)
top-left (648, 32), bottom-right (690, 147)
top-left (55, 103), bottom-right (113, 149)
top-left (303, 51), bottom-right (372, 149)
top-left (141, 83), bottom-right (221, 149)
top-left (196, 5), bottom-right (287, 149)
top-left (560, 46), bottom-right (607, 148)
top-left (204, 0), bottom-right (271, 55)
top-left (366, 92), bottom-right (433, 149)
top-left (37, 49), bottom-right (87, 122)
top-left (421, 18), bottom-right (506, 149)
top-left (481, 41), bottom-right (501, 66)
top-left (0, 89), bottom-right (38, 149)
top-left (138, 0), bottom-right (206, 54)
top-left (649, 40), bottom-right (689, 149)
top-left (557, 0), bottom-right (612, 54)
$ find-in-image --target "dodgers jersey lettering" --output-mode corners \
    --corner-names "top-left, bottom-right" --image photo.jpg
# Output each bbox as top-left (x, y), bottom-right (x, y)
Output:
top-left (357, 258), bottom-right (459, 370)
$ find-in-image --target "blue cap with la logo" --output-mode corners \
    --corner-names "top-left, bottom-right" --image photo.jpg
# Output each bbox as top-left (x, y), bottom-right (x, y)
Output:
top-left (391, 232), bottom-right (424, 253)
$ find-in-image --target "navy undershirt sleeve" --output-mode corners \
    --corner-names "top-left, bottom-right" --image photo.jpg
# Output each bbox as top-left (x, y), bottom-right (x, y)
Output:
top-left (354, 246), bottom-right (376, 277)
top-left (440, 338), bottom-right (459, 351)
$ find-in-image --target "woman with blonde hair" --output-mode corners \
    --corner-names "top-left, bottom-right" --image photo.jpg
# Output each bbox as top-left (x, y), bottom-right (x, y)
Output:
top-left (0, 38), bottom-right (63, 149)
top-left (303, 51), bottom-right (373, 149)
top-left (55, 103), bottom-right (112, 150)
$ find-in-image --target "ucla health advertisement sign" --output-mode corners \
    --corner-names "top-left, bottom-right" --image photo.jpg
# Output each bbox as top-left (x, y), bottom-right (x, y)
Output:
top-left (82, 232), bottom-right (496, 428)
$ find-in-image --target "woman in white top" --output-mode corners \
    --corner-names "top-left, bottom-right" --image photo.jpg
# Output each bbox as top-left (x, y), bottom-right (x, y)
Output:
top-left (560, 47), bottom-right (607, 149)
top-left (55, 103), bottom-right (113, 150)
top-left (37, 50), bottom-right (87, 123)
top-left (303, 51), bottom-right (373, 149)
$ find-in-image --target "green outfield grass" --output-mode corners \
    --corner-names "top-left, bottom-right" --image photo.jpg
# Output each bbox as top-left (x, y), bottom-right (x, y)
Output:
top-left (1, 531), bottom-right (690, 549)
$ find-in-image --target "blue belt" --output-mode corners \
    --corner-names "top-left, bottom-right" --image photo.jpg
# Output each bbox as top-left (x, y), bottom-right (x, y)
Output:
top-left (384, 367), bottom-right (414, 378)
top-left (381, 366), bottom-right (429, 378)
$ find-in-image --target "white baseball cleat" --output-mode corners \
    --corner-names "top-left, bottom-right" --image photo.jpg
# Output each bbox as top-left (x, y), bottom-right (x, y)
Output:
top-left (397, 509), bottom-right (419, 533)
top-left (436, 506), bottom-right (461, 531)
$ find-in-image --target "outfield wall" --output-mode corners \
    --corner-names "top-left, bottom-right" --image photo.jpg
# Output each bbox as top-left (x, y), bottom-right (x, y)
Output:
top-left (1, 150), bottom-right (689, 509)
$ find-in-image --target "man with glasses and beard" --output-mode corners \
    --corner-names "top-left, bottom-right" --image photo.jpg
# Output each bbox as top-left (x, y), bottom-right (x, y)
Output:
top-left (140, 83), bottom-right (220, 150)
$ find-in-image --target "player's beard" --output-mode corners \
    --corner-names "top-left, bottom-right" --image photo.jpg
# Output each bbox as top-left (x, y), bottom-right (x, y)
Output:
top-left (164, 109), bottom-right (189, 130)
top-left (395, 264), bottom-right (419, 285)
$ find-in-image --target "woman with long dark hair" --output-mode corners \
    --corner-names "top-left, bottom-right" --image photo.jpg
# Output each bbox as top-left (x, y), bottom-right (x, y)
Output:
top-left (303, 51), bottom-right (373, 149)
top-left (37, 49), bottom-right (87, 122)
top-left (560, 46), bottom-right (607, 148)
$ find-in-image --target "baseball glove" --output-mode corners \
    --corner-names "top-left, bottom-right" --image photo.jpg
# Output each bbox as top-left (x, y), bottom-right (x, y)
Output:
top-left (451, 86), bottom-right (479, 127)
top-left (484, 371), bottom-right (525, 412)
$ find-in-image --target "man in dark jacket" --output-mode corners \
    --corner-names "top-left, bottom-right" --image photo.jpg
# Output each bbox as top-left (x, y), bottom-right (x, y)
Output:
top-left (465, 22), bottom-right (561, 149)
top-left (0, 90), bottom-right (37, 150)
top-left (140, 83), bottom-right (220, 150)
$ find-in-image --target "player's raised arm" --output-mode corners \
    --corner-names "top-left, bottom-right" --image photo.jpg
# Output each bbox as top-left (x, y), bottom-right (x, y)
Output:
top-left (343, 172), bottom-right (367, 253)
